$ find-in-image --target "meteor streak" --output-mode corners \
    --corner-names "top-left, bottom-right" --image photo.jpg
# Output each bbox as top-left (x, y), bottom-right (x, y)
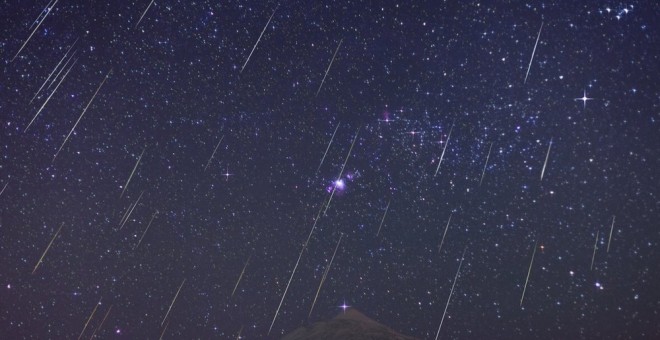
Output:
top-left (30, 0), bottom-right (55, 30)
top-left (54, 69), bottom-right (112, 162)
top-left (241, 7), bottom-right (278, 73)
top-left (30, 38), bottom-right (78, 104)
top-left (47, 50), bottom-right (78, 92)
top-left (135, 0), bottom-right (155, 28)
top-left (235, 326), bottom-right (244, 340)
top-left (438, 214), bottom-right (452, 252)
top-left (434, 122), bottom-right (454, 176)
top-left (26, 57), bottom-right (78, 132)
top-left (162, 279), bottom-right (186, 326)
top-left (268, 207), bottom-right (322, 334)
top-left (89, 305), bottom-right (112, 340)
top-left (308, 233), bottom-right (343, 318)
top-left (231, 254), bottom-right (252, 297)
top-left (134, 211), bottom-right (158, 250)
top-left (376, 200), bottom-right (391, 236)
top-left (120, 191), bottom-right (145, 230)
top-left (524, 22), bottom-right (544, 84)
top-left (316, 39), bottom-right (343, 96)
top-left (434, 247), bottom-right (467, 340)
top-left (540, 138), bottom-right (552, 181)
top-left (591, 231), bottom-right (599, 270)
top-left (0, 181), bottom-right (8, 197)
top-left (204, 135), bottom-right (224, 171)
top-left (32, 222), bottom-right (64, 274)
top-left (78, 298), bottom-right (101, 340)
top-left (325, 127), bottom-right (360, 214)
top-left (159, 321), bottom-right (170, 340)
top-left (11, 0), bottom-right (59, 62)
top-left (317, 123), bottom-right (340, 172)
top-left (121, 147), bottom-right (146, 198)
top-left (268, 245), bottom-right (304, 335)
top-left (479, 143), bottom-right (493, 186)
top-left (607, 216), bottom-right (615, 252)
top-left (520, 240), bottom-right (537, 306)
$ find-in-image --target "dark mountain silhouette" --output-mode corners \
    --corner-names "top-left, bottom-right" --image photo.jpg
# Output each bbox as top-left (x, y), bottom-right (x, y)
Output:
top-left (283, 308), bottom-right (419, 340)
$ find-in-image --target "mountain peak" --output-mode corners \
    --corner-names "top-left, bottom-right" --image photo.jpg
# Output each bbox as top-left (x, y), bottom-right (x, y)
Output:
top-left (283, 308), bottom-right (418, 340)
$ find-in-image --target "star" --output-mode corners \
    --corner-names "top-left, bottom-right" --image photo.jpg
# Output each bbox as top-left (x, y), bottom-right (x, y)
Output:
top-left (574, 90), bottom-right (594, 109)
top-left (223, 166), bottom-right (233, 182)
top-left (339, 301), bottom-right (350, 313)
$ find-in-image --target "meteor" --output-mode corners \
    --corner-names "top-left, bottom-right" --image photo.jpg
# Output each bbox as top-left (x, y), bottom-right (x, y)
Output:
top-left (26, 56), bottom-right (78, 132)
top-left (32, 222), bottom-right (64, 274)
top-left (241, 6), bottom-right (278, 73)
top-left (434, 122), bottom-right (454, 176)
top-left (317, 123), bottom-right (340, 172)
top-left (479, 143), bottom-right (493, 186)
top-left (308, 233), bottom-right (343, 318)
top-left (78, 298), bottom-right (102, 340)
top-left (540, 138), bottom-right (552, 181)
top-left (268, 206), bottom-right (323, 334)
top-left (316, 39), bottom-right (343, 96)
top-left (0, 181), bottom-right (8, 197)
top-left (30, 38), bottom-right (78, 104)
top-left (88, 305), bottom-right (112, 339)
top-left (520, 240), bottom-right (537, 306)
top-left (162, 279), bottom-right (186, 326)
top-left (120, 191), bottom-right (145, 230)
top-left (11, 0), bottom-right (59, 62)
top-left (204, 135), bottom-right (224, 172)
top-left (607, 216), bottom-right (615, 252)
top-left (121, 147), bottom-right (146, 198)
top-left (434, 247), bottom-right (467, 340)
top-left (524, 22), bottom-right (544, 84)
top-left (325, 127), bottom-right (360, 214)
top-left (134, 211), bottom-right (158, 250)
top-left (376, 200), bottom-right (391, 236)
top-left (231, 254), bottom-right (252, 297)
top-left (438, 214), bottom-right (452, 252)
top-left (159, 321), bottom-right (170, 340)
top-left (135, 0), bottom-right (155, 28)
top-left (591, 231), bottom-right (599, 270)
top-left (54, 69), bottom-right (112, 162)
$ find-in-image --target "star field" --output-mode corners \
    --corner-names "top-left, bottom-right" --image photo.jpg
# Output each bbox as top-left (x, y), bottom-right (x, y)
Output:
top-left (0, 1), bottom-right (658, 339)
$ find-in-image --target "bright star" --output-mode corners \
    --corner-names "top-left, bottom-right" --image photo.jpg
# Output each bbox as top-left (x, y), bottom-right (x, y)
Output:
top-left (223, 166), bottom-right (233, 181)
top-left (574, 90), bottom-right (594, 109)
top-left (339, 301), bottom-right (350, 313)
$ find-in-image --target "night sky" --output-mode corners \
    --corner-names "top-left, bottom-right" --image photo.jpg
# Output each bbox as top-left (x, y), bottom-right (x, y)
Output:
top-left (1, 1), bottom-right (659, 339)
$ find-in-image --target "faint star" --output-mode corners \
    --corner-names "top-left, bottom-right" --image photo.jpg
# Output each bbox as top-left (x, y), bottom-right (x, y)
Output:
top-left (574, 90), bottom-right (594, 109)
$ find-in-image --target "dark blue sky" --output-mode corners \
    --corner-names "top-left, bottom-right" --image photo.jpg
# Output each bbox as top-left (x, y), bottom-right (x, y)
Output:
top-left (0, 1), bottom-right (658, 339)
